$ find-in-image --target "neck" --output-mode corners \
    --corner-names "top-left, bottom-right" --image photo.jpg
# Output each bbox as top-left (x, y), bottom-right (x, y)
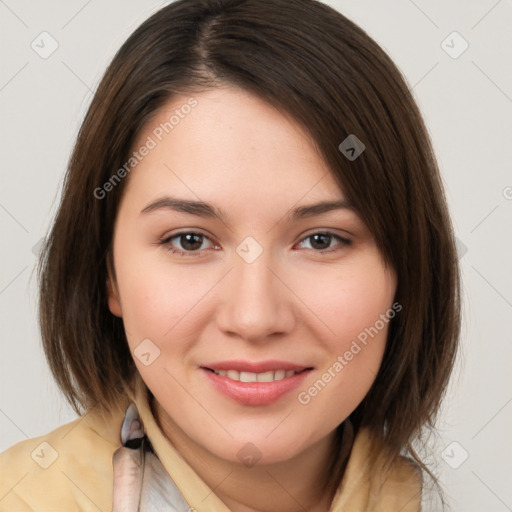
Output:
top-left (151, 396), bottom-right (351, 512)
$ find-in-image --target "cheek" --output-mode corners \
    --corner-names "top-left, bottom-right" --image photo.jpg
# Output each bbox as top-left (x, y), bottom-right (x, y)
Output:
top-left (292, 257), bottom-right (396, 345)
top-left (113, 250), bottom-right (217, 347)
top-left (292, 259), bottom-right (396, 416)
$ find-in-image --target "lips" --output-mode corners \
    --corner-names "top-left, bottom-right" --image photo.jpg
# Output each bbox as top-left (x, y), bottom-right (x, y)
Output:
top-left (209, 369), bottom-right (298, 382)
top-left (202, 360), bottom-right (309, 373)
top-left (200, 360), bottom-right (313, 406)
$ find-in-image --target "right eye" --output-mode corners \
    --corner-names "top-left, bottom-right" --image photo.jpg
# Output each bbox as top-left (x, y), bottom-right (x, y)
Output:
top-left (160, 231), bottom-right (219, 257)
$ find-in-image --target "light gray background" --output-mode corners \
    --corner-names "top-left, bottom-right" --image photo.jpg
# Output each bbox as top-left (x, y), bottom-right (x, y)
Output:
top-left (1, 1), bottom-right (511, 511)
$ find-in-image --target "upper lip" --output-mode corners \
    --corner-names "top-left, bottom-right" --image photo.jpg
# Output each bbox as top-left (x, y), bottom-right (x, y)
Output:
top-left (201, 360), bottom-right (312, 373)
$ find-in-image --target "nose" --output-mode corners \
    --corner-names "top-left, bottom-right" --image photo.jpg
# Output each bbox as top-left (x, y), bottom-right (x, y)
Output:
top-left (215, 250), bottom-right (296, 343)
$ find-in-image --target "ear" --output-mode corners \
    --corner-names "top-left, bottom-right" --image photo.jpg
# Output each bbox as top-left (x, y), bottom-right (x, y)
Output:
top-left (106, 258), bottom-right (123, 317)
top-left (107, 278), bottom-right (123, 317)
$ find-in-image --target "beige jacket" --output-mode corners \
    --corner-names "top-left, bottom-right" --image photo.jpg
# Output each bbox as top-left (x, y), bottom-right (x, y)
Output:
top-left (0, 374), bottom-right (422, 511)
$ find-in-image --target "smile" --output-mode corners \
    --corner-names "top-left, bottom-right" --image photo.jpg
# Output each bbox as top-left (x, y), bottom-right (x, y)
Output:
top-left (201, 361), bottom-right (313, 406)
top-left (210, 369), bottom-right (298, 382)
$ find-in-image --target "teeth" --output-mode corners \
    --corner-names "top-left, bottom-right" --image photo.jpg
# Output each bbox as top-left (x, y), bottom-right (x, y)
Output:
top-left (257, 371), bottom-right (274, 382)
top-left (227, 370), bottom-right (239, 380)
top-left (240, 371), bottom-right (257, 383)
top-left (213, 369), bottom-right (299, 382)
top-left (274, 369), bottom-right (286, 380)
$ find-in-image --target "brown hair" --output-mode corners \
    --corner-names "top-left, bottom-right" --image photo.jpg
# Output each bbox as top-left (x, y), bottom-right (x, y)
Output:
top-left (39, 0), bottom-right (460, 504)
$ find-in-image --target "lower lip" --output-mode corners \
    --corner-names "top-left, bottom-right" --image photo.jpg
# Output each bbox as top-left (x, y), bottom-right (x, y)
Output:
top-left (202, 368), bottom-right (312, 406)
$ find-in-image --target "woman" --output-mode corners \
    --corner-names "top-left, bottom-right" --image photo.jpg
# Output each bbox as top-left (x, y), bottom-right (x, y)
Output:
top-left (0, 0), bottom-right (460, 510)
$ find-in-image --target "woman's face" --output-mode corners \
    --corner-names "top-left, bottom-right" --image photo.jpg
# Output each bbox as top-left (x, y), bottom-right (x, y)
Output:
top-left (108, 85), bottom-right (397, 465)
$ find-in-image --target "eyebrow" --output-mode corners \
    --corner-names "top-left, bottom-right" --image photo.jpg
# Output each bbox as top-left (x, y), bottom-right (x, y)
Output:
top-left (140, 196), bottom-right (355, 222)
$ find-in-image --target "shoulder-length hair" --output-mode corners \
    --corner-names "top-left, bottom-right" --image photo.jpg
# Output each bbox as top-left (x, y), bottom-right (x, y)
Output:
top-left (39, 0), bottom-right (460, 500)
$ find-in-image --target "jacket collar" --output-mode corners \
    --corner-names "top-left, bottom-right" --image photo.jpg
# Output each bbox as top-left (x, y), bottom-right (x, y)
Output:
top-left (105, 372), bottom-right (421, 511)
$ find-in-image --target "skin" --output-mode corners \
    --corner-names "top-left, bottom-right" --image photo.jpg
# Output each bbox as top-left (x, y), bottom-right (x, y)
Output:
top-left (107, 85), bottom-right (397, 512)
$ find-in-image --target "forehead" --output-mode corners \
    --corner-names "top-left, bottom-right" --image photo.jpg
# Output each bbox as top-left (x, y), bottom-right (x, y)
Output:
top-left (122, 86), bottom-right (346, 216)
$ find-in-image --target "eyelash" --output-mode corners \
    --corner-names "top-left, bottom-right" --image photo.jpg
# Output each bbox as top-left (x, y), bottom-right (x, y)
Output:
top-left (159, 231), bottom-right (352, 258)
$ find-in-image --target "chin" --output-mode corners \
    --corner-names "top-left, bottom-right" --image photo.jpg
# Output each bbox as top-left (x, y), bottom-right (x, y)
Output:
top-left (196, 426), bottom-right (321, 467)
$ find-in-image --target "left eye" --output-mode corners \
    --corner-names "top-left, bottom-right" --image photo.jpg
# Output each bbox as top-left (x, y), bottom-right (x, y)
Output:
top-left (297, 232), bottom-right (351, 252)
